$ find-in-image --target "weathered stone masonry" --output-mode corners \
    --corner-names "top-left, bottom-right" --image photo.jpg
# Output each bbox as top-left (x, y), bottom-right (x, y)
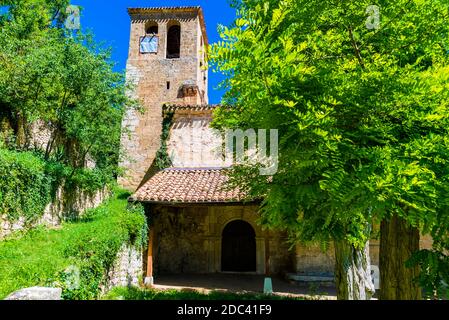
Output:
top-left (119, 7), bottom-right (209, 191)
top-left (148, 204), bottom-right (294, 275)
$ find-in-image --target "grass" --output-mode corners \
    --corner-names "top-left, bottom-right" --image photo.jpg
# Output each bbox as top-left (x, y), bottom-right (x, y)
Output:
top-left (0, 189), bottom-right (145, 300)
top-left (104, 286), bottom-right (302, 300)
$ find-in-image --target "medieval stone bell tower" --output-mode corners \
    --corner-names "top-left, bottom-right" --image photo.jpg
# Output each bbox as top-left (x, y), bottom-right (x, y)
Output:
top-left (119, 6), bottom-right (209, 190)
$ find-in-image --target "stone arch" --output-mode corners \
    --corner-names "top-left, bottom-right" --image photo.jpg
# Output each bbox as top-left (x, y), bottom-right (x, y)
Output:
top-left (145, 21), bottom-right (158, 35)
top-left (219, 216), bottom-right (261, 238)
top-left (166, 21), bottom-right (181, 59)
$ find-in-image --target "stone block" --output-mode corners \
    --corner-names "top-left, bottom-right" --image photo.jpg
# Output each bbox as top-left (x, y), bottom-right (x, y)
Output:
top-left (5, 287), bottom-right (62, 300)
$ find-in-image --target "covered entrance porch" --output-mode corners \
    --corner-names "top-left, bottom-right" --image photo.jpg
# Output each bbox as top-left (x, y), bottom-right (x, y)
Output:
top-left (142, 203), bottom-right (295, 283)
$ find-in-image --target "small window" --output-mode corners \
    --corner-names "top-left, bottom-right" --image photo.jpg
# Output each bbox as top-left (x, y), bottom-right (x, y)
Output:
top-left (167, 24), bottom-right (181, 59)
top-left (145, 21), bottom-right (158, 35)
top-left (147, 25), bottom-right (158, 35)
top-left (166, 81), bottom-right (170, 90)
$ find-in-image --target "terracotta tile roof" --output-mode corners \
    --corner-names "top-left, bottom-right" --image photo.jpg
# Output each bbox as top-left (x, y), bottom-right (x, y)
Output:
top-left (163, 104), bottom-right (219, 113)
top-left (131, 168), bottom-right (248, 204)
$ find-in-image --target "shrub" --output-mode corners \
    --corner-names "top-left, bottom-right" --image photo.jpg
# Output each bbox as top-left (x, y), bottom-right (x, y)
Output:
top-left (0, 147), bottom-right (116, 223)
top-left (55, 196), bottom-right (147, 300)
top-left (0, 149), bottom-right (51, 222)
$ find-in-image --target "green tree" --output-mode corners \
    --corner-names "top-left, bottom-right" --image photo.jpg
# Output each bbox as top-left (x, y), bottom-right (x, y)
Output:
top-left (0, 0), bottom-right (138, 176)
top-left (211, 0), bottom-right (449, 299)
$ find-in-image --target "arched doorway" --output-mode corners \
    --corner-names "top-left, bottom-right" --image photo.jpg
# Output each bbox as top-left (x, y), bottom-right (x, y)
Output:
top-left (221, 220), bottom-right (256, 272)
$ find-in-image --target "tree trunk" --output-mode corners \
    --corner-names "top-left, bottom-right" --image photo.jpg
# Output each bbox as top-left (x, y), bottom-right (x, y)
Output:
top-left (379, 215), bottom-right (421, 300)
top-left (334, 239), bottom-right (375, 300)
top-left (15, 113), bottom-right (26, 148)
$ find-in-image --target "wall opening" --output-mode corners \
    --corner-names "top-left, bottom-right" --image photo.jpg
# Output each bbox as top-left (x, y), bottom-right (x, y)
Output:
top-left (221, 220), bottom-right (256, 272)
top-left (141, 21), bottom-right (159, 54)
top-left (166, 23), bottom-right (181, 59)
top-left (146, 22), bottom-right (158, 35)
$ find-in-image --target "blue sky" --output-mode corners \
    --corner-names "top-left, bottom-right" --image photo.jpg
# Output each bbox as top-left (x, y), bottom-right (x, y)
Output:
top-left (73, 0), bottom-right (236, 104)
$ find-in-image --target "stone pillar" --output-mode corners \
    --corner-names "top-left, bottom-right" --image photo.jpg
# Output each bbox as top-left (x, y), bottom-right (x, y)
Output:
top-left (264, 237), bottom-right (270, 275)
top-left (256, 237), bottom-right (266, 274)
top-left (214, 237), bottom-right (221, 272)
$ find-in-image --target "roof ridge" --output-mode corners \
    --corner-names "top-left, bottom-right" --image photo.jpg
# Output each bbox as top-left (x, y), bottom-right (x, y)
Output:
top-left (128, 6), bottom-right (201, 9)
top-left (163, 167), bottom-right (230, 171)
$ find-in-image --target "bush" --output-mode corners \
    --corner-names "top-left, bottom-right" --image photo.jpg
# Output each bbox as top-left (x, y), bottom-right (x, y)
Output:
top-left (0, 147), bottom-right (116, 223)
top-left (45, 159), bottom-right (114, 196)
top-left (0, 148), bottom-right (51, 222)
top-left (57, 196), bottom-right (147, 300)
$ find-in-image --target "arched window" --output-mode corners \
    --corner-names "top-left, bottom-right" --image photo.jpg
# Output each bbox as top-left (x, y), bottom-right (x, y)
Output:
top-left (147, 25), bottom-right (158, 35)
top-left (145, 21), bottom-right (158, 35)
top-left (140, 21), bottom-right (159, 54)
top-left (166, 24), bottom-right (181, 59)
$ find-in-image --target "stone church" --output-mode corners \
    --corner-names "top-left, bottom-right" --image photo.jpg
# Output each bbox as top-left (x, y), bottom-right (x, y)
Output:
top-left (119, 6), bottom-right (380, 286)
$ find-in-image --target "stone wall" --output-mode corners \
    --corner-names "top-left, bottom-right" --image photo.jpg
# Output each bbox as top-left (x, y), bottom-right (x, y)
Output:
top-left (119, 8), bottom-right (209, 191)
top-left (294, 242), bottom-right (380, 275)
top-left (102, 244), bottom-right (143, 294)
top-left (167, 110), bottom-right (231, 168)
top-left (149, 204), bottom-right (295, 276)
top-left (0, 187), bottom-right (109, 240)
top-left (293, 235), bottom-right (434, 275)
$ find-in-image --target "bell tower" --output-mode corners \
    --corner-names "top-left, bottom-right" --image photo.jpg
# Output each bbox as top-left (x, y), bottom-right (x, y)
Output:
top-left (119, 6), bottom-right (209, 190)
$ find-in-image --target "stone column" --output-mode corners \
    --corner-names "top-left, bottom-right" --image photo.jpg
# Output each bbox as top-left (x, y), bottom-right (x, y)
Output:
top-left (264, 237), bottom-right (270, 275)
top-left (256, 237), bottom-right (266, 274)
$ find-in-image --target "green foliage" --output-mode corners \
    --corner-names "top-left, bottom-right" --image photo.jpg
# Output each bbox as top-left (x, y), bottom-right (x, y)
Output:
top-left (0, 0), bottom-right (139, 221)
top-left (0, 147), bottom-right (116, 222)
top-left (406, 249), bottom-right (449, 299)
top-left (104, 286), bottom-right (301, 300)
top-left (44, 160), bottom-right (106, 194)
top-left (64, 167), bottom-right (114, 195)
top-left (0, 190), bottom-right (147, 300)
top-left (155, 111), bottom-right (174, 170)
top-left (121, 203), bottom-right (148, 249)
top-left (0, 1), bottom-right (145, 300)
top-left (211, 0), bottom-right (449, 296)
top-left (0, 0), bottom-right (139, 181)
top-left (0, 148), bottom-right (51, 221)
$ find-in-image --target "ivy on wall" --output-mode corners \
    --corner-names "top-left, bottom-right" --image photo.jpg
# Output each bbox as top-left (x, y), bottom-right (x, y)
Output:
top-left (154, 111), bottom-right (174, 170)
top-left (0, 148), bottom-right (114, 223)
